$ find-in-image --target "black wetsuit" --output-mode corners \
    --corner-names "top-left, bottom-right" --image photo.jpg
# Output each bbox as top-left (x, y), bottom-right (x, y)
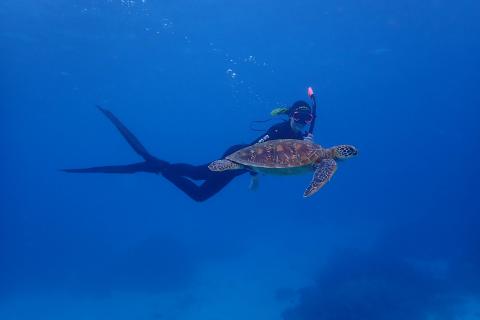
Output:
top-left (64, 108), bottom-right (305, 202)
top-left (162, 121), bottom-right (305, 201)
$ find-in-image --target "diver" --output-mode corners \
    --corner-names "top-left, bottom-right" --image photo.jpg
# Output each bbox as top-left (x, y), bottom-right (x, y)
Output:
top-left (63, 89), bottom-right (318, 202)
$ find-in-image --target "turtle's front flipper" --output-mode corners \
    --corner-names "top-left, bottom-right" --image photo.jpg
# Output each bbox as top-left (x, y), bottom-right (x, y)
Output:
top-left (208, 160), bottom-right (243, 172)
top-left (303, 159), bottom-right (337, 197)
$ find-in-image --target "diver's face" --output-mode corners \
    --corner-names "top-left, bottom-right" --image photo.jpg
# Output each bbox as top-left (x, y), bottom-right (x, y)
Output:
top-left (289, 110), bottom-right (313, 132)
top-left (290, 117), bottom-right (308, 132)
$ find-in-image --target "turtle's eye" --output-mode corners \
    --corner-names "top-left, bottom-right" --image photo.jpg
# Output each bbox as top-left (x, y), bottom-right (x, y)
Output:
top-left (345, 146), bottom-right (358, 157)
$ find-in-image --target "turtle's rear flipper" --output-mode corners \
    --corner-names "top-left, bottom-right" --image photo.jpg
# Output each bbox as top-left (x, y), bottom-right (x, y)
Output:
top-left (303, 159), bottom-right (337, 197)
top-left (97, 106), bottom-right (155, 162)
top-left (208, 160), bottom-right (243, 172)
top-left (249, 174), bottom-right (259, 191)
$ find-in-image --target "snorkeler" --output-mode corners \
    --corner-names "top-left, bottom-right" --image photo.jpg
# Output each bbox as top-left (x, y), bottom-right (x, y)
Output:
top-left (63, 89), bottom-right (318, 202)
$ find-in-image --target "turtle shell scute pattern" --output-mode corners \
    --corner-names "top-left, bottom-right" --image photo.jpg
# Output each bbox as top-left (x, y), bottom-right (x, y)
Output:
top-left (227, 139), bottom-right (320, 168)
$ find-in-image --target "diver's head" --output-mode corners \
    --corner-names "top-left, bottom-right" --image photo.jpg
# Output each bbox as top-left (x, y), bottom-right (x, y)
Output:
top-left (288, 100), bottom-right (313, 132)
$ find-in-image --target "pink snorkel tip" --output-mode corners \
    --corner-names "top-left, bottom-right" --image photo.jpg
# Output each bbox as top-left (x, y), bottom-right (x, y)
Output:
top-left (307, 87), bottom-right (314, 97)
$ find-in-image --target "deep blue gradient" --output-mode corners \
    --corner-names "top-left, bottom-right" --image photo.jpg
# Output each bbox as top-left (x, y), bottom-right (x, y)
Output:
top-left (1, 1), bottom-right (479, 319)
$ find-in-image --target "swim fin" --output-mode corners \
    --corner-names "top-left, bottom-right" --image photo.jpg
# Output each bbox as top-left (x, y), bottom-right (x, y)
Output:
top-left (96, 106), bottom-right (155, 162)
top-left (62, 107), bottom-right (169, 174)
top-left (62, 162), bottom-right (151, 174)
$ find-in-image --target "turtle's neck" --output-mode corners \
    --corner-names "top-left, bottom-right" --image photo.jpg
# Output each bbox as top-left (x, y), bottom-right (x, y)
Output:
top-left (323, 147), bottom-right (336, 159)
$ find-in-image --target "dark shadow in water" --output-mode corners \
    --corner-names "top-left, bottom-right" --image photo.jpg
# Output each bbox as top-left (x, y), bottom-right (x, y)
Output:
top-left (104, 234), bottom-right (196, 293)
top-left (283, 212), bottom-right (480, 320)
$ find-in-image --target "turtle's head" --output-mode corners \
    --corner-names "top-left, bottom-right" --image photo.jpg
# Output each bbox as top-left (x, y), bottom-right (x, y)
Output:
top-left (333, 145), bottom-right (358, 159)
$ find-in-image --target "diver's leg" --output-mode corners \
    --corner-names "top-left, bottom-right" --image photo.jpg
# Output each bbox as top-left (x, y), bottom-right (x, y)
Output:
top-left (62, 160), bottom-right (167, 174)
top-left (194, 171), bottom-right (244, 201)
top-left (97, 106), bottom-right (155, 161)
top-left (165, 163), bottom-right (212, 180)
top-left (161, 169), bottom-right (243, 202)
top-left (163, 143), bottom-right (250, 181)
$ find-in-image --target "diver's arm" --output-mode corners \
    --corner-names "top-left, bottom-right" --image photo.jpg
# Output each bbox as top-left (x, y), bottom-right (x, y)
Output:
top-left (251, 122), bottom-right (288, 144)
top-left (251, 133), bottom-right (269, 145)
top-left (252, 124), bottom-right (281, 144)
top-left (304, 132), bottom-right (314, 141)
top-left (256, 134), bottom-right (270, 144)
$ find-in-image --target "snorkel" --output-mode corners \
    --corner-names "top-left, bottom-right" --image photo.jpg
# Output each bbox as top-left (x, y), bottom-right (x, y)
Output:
top-left (307, 86), bottom-right (317, 137)
top-left (253, 86), bottom-right (318, 135)
top-left (282, 87), bottom-right (318, 137)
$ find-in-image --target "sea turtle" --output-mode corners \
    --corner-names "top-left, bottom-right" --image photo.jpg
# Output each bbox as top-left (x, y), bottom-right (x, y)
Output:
top-left (208, 139), bottom-right (357, 197)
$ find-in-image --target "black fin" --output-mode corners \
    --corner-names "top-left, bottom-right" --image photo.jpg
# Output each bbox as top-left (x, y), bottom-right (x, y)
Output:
top-left (62, 162), bottom-right (147, 174)
top-left (61, 161), bottom-right (167, 174)
top-left (97, 106), bottom-right (155, 161)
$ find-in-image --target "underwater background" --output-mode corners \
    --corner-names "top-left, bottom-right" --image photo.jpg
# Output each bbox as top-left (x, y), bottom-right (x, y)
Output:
top-left (1, 0), bottom-right (479, 319)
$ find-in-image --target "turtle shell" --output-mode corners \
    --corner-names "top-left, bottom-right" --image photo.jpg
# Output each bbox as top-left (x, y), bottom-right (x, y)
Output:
top-left (226, 139), bottom-right (321, 169)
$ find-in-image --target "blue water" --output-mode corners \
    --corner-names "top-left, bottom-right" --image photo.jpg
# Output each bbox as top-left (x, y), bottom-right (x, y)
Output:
top-left (1, 1), bottom-right (479, 319)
